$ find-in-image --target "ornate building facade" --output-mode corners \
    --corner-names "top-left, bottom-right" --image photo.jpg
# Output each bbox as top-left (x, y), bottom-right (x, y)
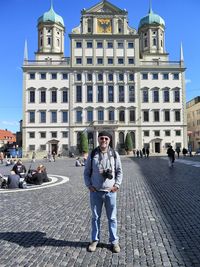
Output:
top-left (22, 0), bottom-right (187, 156)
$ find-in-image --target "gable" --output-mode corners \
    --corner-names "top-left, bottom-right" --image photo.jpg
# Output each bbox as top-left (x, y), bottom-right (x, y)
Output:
top-left (82, 0), bottom-right (127, 15)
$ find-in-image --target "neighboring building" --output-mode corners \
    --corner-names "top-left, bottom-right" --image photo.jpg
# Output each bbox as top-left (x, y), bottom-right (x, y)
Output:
top-left (22, 0), bottom-right (187, 156)
top-left (186, 96), bottom-right (200, 151)
top-left (0, 129), bottom-right (16, 149)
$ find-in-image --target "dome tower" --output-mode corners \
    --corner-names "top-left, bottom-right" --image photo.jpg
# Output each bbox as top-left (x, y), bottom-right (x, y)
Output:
top-left (138, 4), bottom-right (168, 60)
top-left (36, 1), bottom-right (65, 59)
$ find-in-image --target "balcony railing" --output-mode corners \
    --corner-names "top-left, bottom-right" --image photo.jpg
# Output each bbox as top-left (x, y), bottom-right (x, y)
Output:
top-left (140, 60), bottom-right (182, 67)
top-left (24, 57), bottom-right (70, 66)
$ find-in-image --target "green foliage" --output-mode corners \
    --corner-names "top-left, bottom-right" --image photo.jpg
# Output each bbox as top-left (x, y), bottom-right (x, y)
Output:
top-left (125, 132), bottom-right (133, 152)
top-left (80, 132), bottom-right (89, 153)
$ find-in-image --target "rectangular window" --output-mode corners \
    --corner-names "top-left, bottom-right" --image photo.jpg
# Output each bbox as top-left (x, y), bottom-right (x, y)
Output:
top-left (108, 86), bottom-right (114, 102)
top-left (62, 73), bottom-right (68, 80)
top-left (87, 42), bottom-right (93, 48)
top-left (144, 130), bottom-right (149, 137)
top-left (51, 132), bottom-right (57, 138)
top-left (107, 42), bottom-right (113, 48)
top-left (40, 111), bottom-right (46, 123)
top-left (129, 86), bottom-right (135, 102)
top-left (165, 130), bottom-right (171, 136)
top-left (40, 91), bottom-right (46, 103)
top-left (97, 58), bottom-right (103, 64)
top-left (128, 42), bottom-right (134, 48)
top-left (175, 130), bottom-right (181, 136)
top-left (119, 110), bottom-right (125, 122)
top-left (98, 73), bottom-right (103, 81)
top-left (152, 73), bottom-right (158, 80)
top-left (76, 58), bottom-right (82, 64)
top-left (108, 73), bottom-right (113, 81)
top-left (62, 111), bottom-right (68, 123)
top-left (76, 111), bottom-right (82, 123)
top-left (118, 58), bottom-right (124, 64)
top-left (175, 111), bottom-right (181, 122)
top-left (51, 111), bottom-right (57, 123)
top-left (87, 86), bottom-right (93, 102)
top-left (129, 110), bottom-right (135, 122)
top-left (76, 42), bottom-right (82, 48)
top-left (29, 145), bottom-right (35, 151)
top-left (108, 110), bottom-right (114, 121)
top-left (29, 132), bottom-right (35, 138)
top-left (29, 111), bottom-right (35, 123)
top-left (30, 91), bottom-right (35, 103)
top-left (153, 90), bottom-right (159, 102)
top-left (129, 73), bottom-right (134, 81)
top-left (164, 110), bottom-right (170, 122)
top-left (62, 132), bottom-right (68, 138)
top-left (128, 58), bottom-right (134, 64)
top-left (51, 91), bottom-right (57, 103)
top-left (118, 42), bottom-right (123, 48)
top-left (154, 111), bottom-right (160, 122)
top-left (51, 73), bottom-right (57, 80)
top-left (163, 73), bottom-right (169, 80)
top-left (119, 86), bottom-right (124, 102)
top-left (87, 73), bottom-right (92, 81)
top-left (163, 90), bottom-right (169, 102)
top-left (40, 73), bottom-right (46, 80)
top-left (173, 73), bottom-right (179, 80)
top-left (40, 132), bottom-right (46, 138)
top-left (143, 90), bottom-right (149, 102)
top-left (77, 73), bottom-right (81, 81)
top-left (76, 86), bottom-right (82, 102)
top-left (62, 91), bottom-right (68, 103)
top-left (108, 58), bottom-right (113, 64)
top-left (119, 73), bottom-right (124, 81)
top-left (87, 58), bottom-right (93, 64)
top-left (97, 42), bottom-right (103, 48)
top-left (87, 110), bottom-right (93, 122)
top-left (98, 86), bottom-right (103, 102)
top-left (143, 111), bottom-right (149, 122)
top-left (98, 110), bottom-right (104, 121)
top-left (174, 90), bottom-right (180, 102)
top-left (154, 131), bottom-right (160, 137)
top-left (142, 73), bottom-right (148, 80)
top-left (29, 73), bottom-right (35, 79)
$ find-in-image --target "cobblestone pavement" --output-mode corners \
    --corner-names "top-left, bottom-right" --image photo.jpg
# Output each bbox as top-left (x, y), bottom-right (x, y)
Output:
top-left (1, 156), bottom-right (200, 267)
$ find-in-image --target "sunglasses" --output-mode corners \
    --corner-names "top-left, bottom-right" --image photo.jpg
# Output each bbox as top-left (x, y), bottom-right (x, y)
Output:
top-left (100, 137), bottom-right (109, 141)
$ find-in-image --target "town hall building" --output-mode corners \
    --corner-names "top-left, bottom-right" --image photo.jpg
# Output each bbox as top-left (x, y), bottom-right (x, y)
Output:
top-left (22, 0), bottom-right (187, 156)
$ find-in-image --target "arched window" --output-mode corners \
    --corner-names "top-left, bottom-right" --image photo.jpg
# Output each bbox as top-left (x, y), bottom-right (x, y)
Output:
top-left (153, 38), bottom-right (156, 46)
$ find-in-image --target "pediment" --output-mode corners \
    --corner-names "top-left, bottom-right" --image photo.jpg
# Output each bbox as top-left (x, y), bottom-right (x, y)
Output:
top-left (82, 0), bottom-right (127, 15)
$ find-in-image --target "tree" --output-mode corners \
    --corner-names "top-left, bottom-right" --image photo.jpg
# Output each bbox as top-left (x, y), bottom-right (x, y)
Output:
top-left (124, 132), bottom-right (133, 153)
top-left (80, 132), bottom-right (89, 154)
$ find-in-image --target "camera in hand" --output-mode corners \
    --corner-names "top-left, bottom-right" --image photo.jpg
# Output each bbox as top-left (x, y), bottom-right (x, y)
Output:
top-left (102, 169), bottom-right (113, 179)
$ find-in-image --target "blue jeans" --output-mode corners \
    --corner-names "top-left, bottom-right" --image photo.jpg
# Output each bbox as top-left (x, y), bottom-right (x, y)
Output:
top-left (90, 191), bottom-right (118, 244)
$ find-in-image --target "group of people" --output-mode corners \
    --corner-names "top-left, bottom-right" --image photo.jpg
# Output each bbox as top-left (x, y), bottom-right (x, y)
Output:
top-left (0, 159), bottom-right (49, 189)
top-left (134, 147), bottom-right (150, 158)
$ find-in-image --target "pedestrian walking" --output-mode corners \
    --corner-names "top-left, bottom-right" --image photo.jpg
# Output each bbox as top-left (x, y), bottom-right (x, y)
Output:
top-left (175, 146), bottom-right (180, 158)
top-left (146, 147), bottom-right (150, 158)
top-left (167, 145), bottom-right (175, 168)
top-left (32, 151), bottom-right (36, 162)
top-left (84, 131), bottom-right (123, 253)
top-left (52, 151), bottom-right (56, 162)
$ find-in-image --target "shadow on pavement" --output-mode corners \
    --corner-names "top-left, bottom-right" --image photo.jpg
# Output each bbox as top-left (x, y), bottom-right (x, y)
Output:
top-left (0, 231), bottom-right (89, 248)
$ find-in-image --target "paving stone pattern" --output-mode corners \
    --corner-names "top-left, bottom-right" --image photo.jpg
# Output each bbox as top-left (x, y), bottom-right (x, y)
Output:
top-left (0, 156), bottom-right (200, 266)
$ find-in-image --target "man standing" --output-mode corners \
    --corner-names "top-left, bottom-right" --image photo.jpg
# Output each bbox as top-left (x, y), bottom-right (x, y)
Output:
top-left (167, 145), bottom-right (175, 168)
top-left (84, 131), bottom-right (123, 253)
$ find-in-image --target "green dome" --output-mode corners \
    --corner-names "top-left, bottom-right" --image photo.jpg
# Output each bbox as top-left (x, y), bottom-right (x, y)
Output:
top-left (139, 8), bottom-right (165, 29)
top-left (38, 4), bottom-right (64, 26)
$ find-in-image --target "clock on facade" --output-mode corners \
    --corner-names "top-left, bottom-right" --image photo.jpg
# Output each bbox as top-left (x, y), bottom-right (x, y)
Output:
top-left (97, 18), bottom-right (112, 33)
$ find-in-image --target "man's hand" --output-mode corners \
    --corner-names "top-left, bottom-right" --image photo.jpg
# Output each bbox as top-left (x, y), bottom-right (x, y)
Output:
top-left (89, 186), bottom-right (96, 192)
top-left (111, 186), bottom-right (118, 193)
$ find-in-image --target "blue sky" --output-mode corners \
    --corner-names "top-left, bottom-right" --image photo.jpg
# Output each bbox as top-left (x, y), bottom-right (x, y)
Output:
top-left (1, 0), bottom-right (199, 133)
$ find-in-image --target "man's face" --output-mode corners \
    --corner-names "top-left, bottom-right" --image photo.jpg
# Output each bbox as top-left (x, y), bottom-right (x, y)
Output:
top-left (98, 136), bottom-right (110, 150)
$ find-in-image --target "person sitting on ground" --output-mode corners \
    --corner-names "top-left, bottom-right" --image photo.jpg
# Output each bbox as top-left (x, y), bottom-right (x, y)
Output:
top-left (26, 164), bottom-right (49, 185)
top-left (7, 170), bottom-right (20, 189)
top-left (12, 159), bottom-right (27, 177)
